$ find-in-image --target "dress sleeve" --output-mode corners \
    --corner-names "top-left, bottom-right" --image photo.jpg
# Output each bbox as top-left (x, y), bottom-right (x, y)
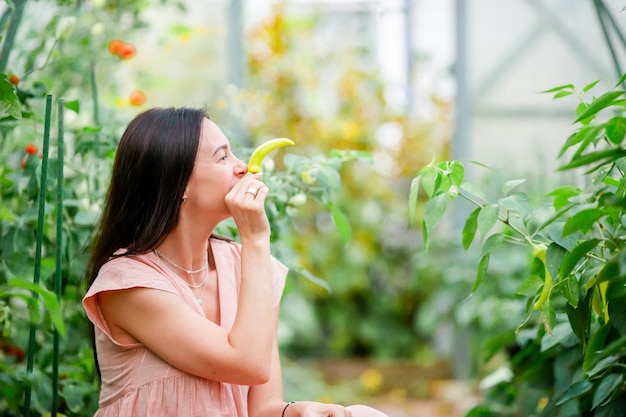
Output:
top-left (82, 255), bottom-right (179, 347)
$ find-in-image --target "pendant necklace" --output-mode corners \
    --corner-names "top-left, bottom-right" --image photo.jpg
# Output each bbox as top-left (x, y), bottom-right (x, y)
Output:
top-left (154, 249), bottom-right (208, 276)
top-left (193, 268), bottom-right (209, 305)
top-left (155, 249), bottom-right (209, 289)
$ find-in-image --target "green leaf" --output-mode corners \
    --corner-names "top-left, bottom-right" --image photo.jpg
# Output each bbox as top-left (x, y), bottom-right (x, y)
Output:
top-left (563, 274), bottom-right (580, 307)
top-left (541, 321), bottom-right (575, 351)
top-left (309, 164), bottom-right (341, 192)
top-left (574, 91), bottom-right (626, 123)
top-left (462, 207), bottom-right (480, 250)
top-left (566, 295), bottom-right (590, 345)
top-left (583, 80), bottom-right (600, 93)
top-left (587, 356), bottom-right (618, 378)
top-left (449, 161), bottom-right (465, 186)
top-left (560, 238), bottom-right (601, 278)
top-left (0, 77), bottom-right (21, 119)
top-left (545, 243), bottom-right (566, 283)
top-left (606, 280), bottom-right (626, 337)
top-left (502, 179), bottom-right (526, 196)
top-left (460, 181), bottom-right (488, 202)
top-left (558, 124), bottom-right (603, 158)
top-left (556, 379), bottom-right (593, 405)
top-left (481, 331), bottom-right (516, 362)
top-left (605, 117), bottom-right (626, 145)
top-left (473, 253), bottom-right (490, 292)
top-left (546, 185), bottom-right (583, 211)
top-left (74, 210), bottom-right (99, 226)
top-left (8, 278), bottom-right (65, 335)
top-left (542, 83), bottom-right (575, 93)
top-left (498, 192), bottom-right (532, 216)
top-left (408, 175), bottom-right (420, 226)
top-left (516, 274), bottom-right (544, 297)
top-left (540, 300), bottom-right (556, 333)
top-left (559, 148), bottom-right (626, 171)
top-left (615, 72), bottom-right (626, 87)
top-left (592, 374), bottom-right (623, 409)
top-left (562, 208), bottom-right (603, 236)
top-left (423, 193), bottom-right (448, 236)
top-left (583, 323), bottom-right (611, 373)
top-left (596, 255), bottom-right (621, 286)
top-left (480, 233), bottom-right (505, 257)
top-left (292, 265), bottom-right (331, 293)
top-left (553, 90), bottom-right (573, 99)
top-left (420, 165), bottom-right (438, 197)
top-left (327, 201), bottom-right (351, 244)
top-left (477, 204), bottom-right (499, 241)
top-left (63, 100), bottom-right (80, 113)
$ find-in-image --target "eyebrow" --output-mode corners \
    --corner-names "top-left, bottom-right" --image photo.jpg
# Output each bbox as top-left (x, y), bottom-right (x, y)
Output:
top-left (212, 144), bottom-right (228, 157)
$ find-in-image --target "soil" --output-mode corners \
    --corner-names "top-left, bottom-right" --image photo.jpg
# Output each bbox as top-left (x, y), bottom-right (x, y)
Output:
top-left (308, 358), bottom-right (481, 417)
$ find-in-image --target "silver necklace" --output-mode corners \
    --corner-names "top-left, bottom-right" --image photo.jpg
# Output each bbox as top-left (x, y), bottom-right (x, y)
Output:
top-left (193, 268), bottom-right (209, 305)
top-left (154, 249), bottom-right (208, 275)
top-left (154, 250), bottom-right (209, 289)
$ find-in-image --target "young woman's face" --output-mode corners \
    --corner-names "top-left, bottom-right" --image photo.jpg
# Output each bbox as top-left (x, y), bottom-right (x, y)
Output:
top-left (184, 118), bottom-right (247, 218)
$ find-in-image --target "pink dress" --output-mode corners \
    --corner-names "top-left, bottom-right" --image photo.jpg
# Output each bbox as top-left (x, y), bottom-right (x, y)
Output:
top-left (83, 237), bottom-right (287, 417)
top-left (83, 237), bottom-right (389, 417)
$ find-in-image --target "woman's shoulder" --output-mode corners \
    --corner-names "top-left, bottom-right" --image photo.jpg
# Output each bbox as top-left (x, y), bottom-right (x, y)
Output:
top-left (91, 252), bottom-right (175, 294)
top-left (210, 234), bottom-right (241, 255)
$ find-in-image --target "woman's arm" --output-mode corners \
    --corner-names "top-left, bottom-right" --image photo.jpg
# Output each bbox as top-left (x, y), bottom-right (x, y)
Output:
top-left (247, 308), bottom-right (286, 417)
top-left (98, 272), bottom-right (274, 385)
top-left (247, 308), bottom-right (356, 417)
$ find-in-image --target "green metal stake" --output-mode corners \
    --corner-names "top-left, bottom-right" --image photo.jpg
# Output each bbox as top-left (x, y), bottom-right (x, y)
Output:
top-left (51, 98), bottom-right (64, 417)
top-left (24, 94), bottom-right (53, 416)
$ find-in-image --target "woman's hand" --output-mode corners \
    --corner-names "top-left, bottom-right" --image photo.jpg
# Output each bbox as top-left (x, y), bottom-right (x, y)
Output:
top-left (225, 173), bottom-right (270, 242)
top-left (286, 401), bottom-right (353, 417)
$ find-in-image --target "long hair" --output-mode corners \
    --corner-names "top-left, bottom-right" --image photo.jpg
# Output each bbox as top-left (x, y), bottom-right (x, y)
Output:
top-left (85, 107), bottom-right (206, 378)
top-left (86, 107), bottom-right (207, 286)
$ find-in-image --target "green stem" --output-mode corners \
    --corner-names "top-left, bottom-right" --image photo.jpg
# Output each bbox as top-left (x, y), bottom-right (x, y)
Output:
top-left (90, 60), bottom-right (100, 127)
top-left (458, 185), bottom-right (609, 266)
top-left (22, 38), bottom-right (58, 79)
top-left (0, 0), bottom-right (27, 74)
top-left (458, 191), bottom-right (533, 245)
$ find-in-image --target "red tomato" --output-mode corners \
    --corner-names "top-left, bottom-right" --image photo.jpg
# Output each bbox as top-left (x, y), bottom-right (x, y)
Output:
top-left (129, 89), bottom-right (146, 106)
top-left (25, 143), bottom-right (38, 155)
top-left (9, 74), bottom-right (19, 86)
top-left (108, 39), bottom-right (124, 56)
top-left (117, 43), bottom-right (136, 60)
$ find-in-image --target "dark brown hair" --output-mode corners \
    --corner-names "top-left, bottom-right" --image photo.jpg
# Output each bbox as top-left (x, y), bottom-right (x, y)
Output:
top-left (86, 107), bottom-right (207, 287)
top-left (85, 107), bottom-right (207, 380)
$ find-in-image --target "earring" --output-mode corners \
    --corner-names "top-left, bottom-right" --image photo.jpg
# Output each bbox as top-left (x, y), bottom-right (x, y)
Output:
top-left (181, 196), bottom-right (187, 204)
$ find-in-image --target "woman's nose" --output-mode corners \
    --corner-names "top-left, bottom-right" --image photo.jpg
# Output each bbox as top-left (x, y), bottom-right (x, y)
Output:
top-left (235, 157), bottom-right (248, 176)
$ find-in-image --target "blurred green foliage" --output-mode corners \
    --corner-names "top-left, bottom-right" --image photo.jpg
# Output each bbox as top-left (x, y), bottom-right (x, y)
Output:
top-left (0, 1), bottom-right (451, 415)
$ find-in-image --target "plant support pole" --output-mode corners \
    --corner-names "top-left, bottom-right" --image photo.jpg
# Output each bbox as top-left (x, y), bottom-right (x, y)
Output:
top-left (592, 0), bottom-right (625, 85)
top-left (24, 94), bottom-right (53, 417)
top-left (51, 99), bottom-right (64, 417)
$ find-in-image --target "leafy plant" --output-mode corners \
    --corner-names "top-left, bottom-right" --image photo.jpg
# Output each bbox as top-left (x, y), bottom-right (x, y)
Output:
top-left (410, 73), bottom-right (626, 416)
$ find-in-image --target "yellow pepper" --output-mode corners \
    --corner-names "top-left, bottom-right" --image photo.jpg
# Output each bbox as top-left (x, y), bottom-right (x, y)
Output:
top-left (247, 138), bottom-right (294, 173)
top-left (532, 243), bottom-right (552, 310)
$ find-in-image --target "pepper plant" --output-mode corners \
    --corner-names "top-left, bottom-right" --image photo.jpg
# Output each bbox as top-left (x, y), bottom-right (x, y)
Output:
top-left (410, 73), bottom-right (626, 416)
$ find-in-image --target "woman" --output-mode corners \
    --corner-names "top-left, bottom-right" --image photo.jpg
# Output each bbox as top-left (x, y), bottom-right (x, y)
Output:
top-left (83, 107), bottom-right (389, 417)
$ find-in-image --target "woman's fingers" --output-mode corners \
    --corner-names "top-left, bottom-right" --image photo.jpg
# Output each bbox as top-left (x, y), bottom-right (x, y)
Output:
top-left (225, 175), bottom-right (270, 239)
